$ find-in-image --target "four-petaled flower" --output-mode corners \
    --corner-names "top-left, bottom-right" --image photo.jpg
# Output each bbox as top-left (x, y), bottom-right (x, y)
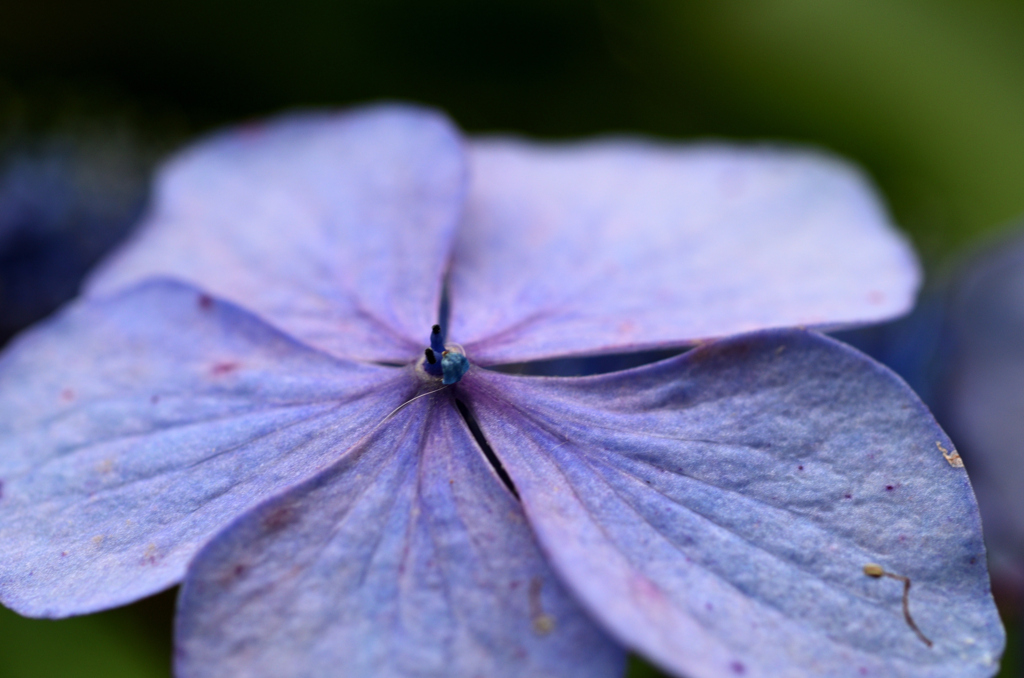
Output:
top-left (0, 105), bottom-right (1004, 677)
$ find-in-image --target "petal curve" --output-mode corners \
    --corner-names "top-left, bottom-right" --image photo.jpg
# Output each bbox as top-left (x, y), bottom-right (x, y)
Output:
top-left (88, 104), bottom-right (466, 363)
top-left (462, 330), bottom-right (1003, 677)
top-left (0, 280), bottom-right (417, 617)
top-left (176, 390), bottom-right (623, 678)
top-left (449, 140), bottom-right (919, 364)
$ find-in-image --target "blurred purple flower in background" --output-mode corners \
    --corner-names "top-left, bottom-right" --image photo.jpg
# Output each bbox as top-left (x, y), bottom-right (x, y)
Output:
top-left (0, 105), bottom-right (1005, 677)
top-left (0, 128), bottom-right (154, 343)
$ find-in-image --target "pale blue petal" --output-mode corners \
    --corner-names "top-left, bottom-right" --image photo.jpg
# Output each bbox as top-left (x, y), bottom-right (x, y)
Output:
top-left (87, 104), bottom-right (465, 363)
top-left (176, 390), bottom-right (623, 678)
top-left (0, 280), bottom-right (417, 617)
top-left (461, 330), bottom-right (1003, 677)
top-left (448, 140), bottom-right (920, 364)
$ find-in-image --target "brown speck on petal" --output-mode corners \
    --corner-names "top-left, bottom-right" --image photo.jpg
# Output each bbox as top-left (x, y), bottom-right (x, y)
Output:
top-left (937, 442), bottom-right (964, 468)
top-left (210, 361), bottom-right (240, 376)
top-left (529, 577), bottom-right (556, 635)
top-left (862, 564), bottom-right (933, 647)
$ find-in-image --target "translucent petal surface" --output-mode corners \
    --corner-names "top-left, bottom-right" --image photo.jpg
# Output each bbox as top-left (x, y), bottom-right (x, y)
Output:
top-left (448, 140), bottom-right (920, 364)
top-left (461, 330), bottom-right (1003, 677)
top-left (87, 105), bottom-right (465, 363)
top-left (0, 280), bottom-right (417, 617)
top-left (176, 391), bottom-right (623, 678)
top-left (943, 229), bottom-right (1024, 597)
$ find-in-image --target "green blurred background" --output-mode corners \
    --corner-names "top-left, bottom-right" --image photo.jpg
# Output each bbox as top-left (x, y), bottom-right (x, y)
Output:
top-left (1, 0), bottom-right (1023, 676)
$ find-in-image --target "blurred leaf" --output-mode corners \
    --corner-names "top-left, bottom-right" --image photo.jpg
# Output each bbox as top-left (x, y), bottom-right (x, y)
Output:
top-left (625, 655), bottom-right (670, 677)
top-left (997, 620), bottom-right (1020, 677)
top-left (0, 598), bottom-right (171, 678)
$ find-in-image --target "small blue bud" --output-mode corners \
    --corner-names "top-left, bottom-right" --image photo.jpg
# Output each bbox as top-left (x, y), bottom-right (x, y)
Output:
top-left (441, 350), bottom-right (469, 385)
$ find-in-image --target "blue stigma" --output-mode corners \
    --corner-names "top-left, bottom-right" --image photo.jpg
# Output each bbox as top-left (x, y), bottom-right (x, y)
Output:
top-left (422, 325), bottom-right (469, 385)
top-left (429, 324), bottom-right (445, 354)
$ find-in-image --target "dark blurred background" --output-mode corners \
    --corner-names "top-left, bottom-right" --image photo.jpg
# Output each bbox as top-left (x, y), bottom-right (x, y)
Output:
top-left (1, 1), bottom-right (1023, 676)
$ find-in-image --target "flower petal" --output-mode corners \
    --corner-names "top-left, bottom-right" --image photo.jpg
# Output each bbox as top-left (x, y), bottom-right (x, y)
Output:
top-left (461, 330), bottom-right (1003, 677)
top-left (175, 391), bottom-right (623, 678)
top-left (448, 140), bottom-right (920, 364)
top-left (87, 104), bottom-right (466, 363)
top-left (0, 280), bottom-right (417, 617)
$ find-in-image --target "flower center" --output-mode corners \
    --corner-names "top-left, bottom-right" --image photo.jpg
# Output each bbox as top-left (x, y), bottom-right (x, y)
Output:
top-left (422, 324), bottom-right (469, 385)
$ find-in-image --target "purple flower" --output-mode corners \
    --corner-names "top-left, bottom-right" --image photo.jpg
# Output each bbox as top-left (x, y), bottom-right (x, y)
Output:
top-left (0, 130), bottom-right (152, 341)
top-left (0, 105), bottom-right (1004, 677)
